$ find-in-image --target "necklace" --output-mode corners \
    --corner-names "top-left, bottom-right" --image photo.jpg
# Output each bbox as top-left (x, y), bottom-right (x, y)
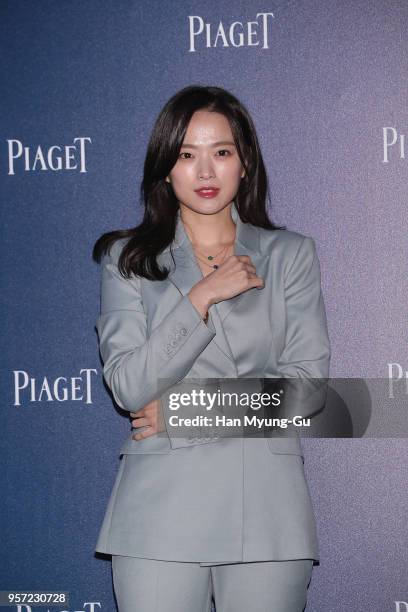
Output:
top-left (183, 218), bottom-right (236, 270)
top-left (195, 242), bottom-right (228, 262)
top-left (193, 244), bottom-right (232, 270)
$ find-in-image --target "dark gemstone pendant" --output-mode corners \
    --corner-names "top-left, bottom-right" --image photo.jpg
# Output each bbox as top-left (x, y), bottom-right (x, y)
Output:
top-left (213, 264), bottom-right (219, 269)
top-left (208, 255), bottom-right (214, 261)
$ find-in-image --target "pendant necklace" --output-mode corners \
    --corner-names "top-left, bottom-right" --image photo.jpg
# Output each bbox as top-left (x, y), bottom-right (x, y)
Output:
top-left (193, 244), bottom-right (232, 270)
top-left (182, 219), bottom-right (236, 271)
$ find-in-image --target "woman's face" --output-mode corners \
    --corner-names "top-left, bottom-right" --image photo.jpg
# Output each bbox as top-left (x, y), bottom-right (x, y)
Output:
top-left (166, 109), bottom-right (245, 215)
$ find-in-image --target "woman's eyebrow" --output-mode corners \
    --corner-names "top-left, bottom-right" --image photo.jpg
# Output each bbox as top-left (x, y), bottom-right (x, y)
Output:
top-left (180, 141), bottom-right (236, 148)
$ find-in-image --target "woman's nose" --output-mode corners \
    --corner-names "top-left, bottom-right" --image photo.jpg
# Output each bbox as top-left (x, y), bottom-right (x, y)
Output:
top-left (197, 155), bottom-right (215, 179)
top-left (197, 165), bottom-right (215, 179)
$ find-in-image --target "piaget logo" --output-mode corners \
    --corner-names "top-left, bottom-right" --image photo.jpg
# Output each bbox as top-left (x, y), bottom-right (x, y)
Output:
top-left (6, 137), bottom-right (91, 175)
top-left (188, 12), bottom-right (274, 52)
top-left (13, 369), bottom-right (98, 406)
top-left (13, 604), bottom-right (102, 612)
top-left (382, 127), bottom-right (405, 162)
top-left (387, 363), bottom-right (408, 399)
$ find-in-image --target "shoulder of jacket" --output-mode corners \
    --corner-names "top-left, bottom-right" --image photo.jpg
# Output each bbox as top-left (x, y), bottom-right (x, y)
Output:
top-left (258, 226), bottom-right (313, 252)
top-left (257, 228), bottom-right (318, 281)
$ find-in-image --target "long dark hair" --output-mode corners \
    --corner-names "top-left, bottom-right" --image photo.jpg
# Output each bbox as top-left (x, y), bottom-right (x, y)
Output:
top-left (92, 85), bottom-right (285, 280)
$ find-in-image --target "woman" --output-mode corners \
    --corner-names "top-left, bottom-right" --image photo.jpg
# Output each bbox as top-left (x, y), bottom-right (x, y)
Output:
top-left (93, 85), bottom-right (330, 612)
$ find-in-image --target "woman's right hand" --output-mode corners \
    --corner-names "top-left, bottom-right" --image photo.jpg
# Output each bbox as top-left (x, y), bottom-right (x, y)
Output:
top-left (130, 399), bottom-right (165, 440)
top-left (188, 255), bottom-right (264, 316)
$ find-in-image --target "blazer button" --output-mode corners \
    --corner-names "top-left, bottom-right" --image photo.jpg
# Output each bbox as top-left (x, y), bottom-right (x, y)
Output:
top-left (170, 339), bottom-right (177, 347)
top-left (180, 328), bottom-right (187, 335)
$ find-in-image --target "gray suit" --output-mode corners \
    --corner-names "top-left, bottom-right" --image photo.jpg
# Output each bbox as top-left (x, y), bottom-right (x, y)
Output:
top-left (95, 202), bottom-right (331, 566)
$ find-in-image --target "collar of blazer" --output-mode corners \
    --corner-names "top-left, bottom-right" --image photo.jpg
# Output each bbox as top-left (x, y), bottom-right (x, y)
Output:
top-left (157, 201), bottom-right (264, 334)
top-left (171, 200), bottom-right (261, 256)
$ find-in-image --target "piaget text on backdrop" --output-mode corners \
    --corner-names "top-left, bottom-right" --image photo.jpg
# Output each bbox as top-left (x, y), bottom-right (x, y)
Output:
top-left (188, 13), bottom-right (274, 52)
top-left (6, 137), bottom-right (91, 174)
top-left (13, 369), bottom-right (97, 406)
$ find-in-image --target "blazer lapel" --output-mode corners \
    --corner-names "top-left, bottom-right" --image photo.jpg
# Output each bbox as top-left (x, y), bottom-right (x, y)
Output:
top-left (157, 202), bottom-right (263, 369)
top-left (214, 220), bottom-right (263, 324)
top-left (163, 245), bottom-right (203, 297)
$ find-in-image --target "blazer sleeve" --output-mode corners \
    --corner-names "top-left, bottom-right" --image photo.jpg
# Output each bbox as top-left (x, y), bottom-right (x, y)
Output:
top-left (96, 240), bottom-right (216, 413)
top-left (269, 236), bottom-right (331, 421)
top-left (277, 236), bottom-right (331, 378)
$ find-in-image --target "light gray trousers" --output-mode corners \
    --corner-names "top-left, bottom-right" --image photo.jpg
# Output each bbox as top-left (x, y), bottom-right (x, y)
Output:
top-left (112, 555), bottom-right (314, 612)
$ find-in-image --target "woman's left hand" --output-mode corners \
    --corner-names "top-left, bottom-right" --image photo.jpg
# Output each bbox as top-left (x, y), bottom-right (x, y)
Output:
top-left (130, 399), bottom-right (166, 440)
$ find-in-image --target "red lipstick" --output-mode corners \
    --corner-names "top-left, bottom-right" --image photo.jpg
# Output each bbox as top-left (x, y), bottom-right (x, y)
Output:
top-left (194, 188), bottom-right (220, 199)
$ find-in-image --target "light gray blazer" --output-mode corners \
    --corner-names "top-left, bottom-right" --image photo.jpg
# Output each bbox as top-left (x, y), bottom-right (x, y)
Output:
top-left (95, 201), bottom-right (331, 565)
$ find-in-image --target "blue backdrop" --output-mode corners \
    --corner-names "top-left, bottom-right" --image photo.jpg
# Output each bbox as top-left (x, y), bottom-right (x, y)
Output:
top-left (1, 1), bottom-right (407, 610)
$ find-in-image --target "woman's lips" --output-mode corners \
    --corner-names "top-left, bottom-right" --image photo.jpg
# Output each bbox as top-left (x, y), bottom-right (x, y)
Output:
top-left (194, 188), bottom-right (220, 199)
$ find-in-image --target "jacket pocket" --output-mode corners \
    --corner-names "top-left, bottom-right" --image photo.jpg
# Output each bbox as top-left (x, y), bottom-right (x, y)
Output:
top-left (266, 436), bottom-right (304, 459)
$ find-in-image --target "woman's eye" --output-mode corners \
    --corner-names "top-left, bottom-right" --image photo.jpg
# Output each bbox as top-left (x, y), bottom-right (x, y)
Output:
top-left (179, 149), bottom-right (232, 159)
top-left (216, 149), bottom-right (231, 157)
